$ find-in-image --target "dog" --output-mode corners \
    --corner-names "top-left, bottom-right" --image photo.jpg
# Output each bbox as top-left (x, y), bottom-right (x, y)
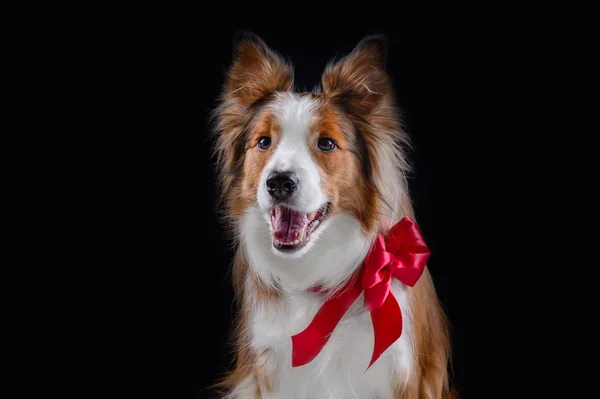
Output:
top-left (211, 32), bottom-right (454, 399)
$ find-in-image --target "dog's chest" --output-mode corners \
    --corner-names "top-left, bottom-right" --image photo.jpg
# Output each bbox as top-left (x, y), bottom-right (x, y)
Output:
top-left (250, 282), bottom-right (412, 399)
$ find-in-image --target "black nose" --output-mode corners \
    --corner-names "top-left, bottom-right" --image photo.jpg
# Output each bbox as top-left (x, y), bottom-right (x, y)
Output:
top-left (266, 172), bottom-right (298, 201)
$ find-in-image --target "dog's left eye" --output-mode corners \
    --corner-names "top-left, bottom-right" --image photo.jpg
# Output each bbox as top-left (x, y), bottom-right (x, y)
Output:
top-left (317, 138), bottom-right (336, 152)
top-left (257, 136), bottom-right (271, 151)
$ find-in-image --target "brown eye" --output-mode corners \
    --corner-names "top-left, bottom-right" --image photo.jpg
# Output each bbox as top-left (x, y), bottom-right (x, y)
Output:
top-left (317, 138), bottom-right (336, 152)
top-left (257, 136), bottom-right (271, 151)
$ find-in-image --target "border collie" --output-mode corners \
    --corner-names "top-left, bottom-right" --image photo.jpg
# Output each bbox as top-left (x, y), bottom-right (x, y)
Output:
top-left (211, 32), bottom-right (454, 399)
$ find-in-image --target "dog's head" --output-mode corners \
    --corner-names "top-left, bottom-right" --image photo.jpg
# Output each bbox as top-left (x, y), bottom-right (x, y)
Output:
top-left (212, 33), bottom-right (410, 288)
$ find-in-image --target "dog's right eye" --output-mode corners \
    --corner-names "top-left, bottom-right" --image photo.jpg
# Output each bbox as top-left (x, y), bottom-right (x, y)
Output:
top-left (257, 137), bottom-right (271, 151)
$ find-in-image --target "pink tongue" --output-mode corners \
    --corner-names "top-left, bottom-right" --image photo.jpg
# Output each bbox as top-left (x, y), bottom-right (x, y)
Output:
top-left (273, 207), bottom-right (309, 243)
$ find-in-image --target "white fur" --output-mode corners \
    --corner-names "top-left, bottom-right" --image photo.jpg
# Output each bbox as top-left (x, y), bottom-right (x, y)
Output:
top-left (257, 93), bottom-right (324, 216)
top-left (233, 93), bottom-right (413, 398)
top-left (244, 276), bottom-right (413, 399)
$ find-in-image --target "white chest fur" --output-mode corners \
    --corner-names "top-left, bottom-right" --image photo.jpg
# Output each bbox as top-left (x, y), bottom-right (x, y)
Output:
top-left (248, 280), bottom-right (413, 399)
top-left (234, 208), bottom-right (414, 399)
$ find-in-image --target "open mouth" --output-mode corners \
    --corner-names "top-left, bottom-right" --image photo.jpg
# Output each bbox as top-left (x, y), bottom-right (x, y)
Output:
top-left (269, 202), bottom-right (331, 252)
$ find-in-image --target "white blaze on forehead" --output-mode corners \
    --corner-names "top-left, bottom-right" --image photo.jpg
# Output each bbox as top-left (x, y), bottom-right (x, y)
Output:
top-left (256, 93), bottom-right (325, 212)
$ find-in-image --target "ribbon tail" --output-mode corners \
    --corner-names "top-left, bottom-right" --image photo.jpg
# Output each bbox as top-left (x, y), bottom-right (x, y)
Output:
top-left (291, 280), bottom-right (362, 367)
top-left (366, 291), bottom-right (403, 371)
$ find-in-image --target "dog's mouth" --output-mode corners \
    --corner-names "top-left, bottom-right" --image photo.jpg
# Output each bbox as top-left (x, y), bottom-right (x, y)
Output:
top-left (269, 202), bottom-right (331, 252)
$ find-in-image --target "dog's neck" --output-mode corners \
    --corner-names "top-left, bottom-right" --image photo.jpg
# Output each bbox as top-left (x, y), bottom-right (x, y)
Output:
top-left (241, 206), bottom-right (380, 293)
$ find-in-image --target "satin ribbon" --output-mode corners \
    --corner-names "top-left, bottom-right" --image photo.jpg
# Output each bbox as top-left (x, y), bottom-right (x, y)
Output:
top-left (291, 216), bottom-right (430, 370)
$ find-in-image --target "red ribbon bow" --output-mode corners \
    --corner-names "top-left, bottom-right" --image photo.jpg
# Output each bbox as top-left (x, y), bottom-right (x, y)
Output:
top-left (291, 216), bottom-right (431, 370)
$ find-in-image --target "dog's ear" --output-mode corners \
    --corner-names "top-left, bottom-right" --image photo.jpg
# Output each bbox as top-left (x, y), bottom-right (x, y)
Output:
top-left (223, 31), bottom-right (294, 107)
top-left (321, 35), bottom-right (389, 113)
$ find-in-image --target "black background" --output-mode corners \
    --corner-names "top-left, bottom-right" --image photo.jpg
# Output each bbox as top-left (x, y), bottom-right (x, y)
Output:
top-left (99, 25), bottom-right (493, 398)
top-left (7, 0), bottom-right (581, 395)
top-left (148, 28), bottom-right (478, 398)
top-left (9, 4), bottom-right (539, 396)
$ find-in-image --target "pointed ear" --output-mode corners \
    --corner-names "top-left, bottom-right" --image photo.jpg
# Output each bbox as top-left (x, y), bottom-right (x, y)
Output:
top-left (321, 35), bottom-right (389, 113)
top-left (223, 31), bottom-right (294, 107)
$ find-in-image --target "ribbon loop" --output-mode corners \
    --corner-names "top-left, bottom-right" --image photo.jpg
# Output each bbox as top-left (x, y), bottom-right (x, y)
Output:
top-left (291, 216), bottom-right (430, 370)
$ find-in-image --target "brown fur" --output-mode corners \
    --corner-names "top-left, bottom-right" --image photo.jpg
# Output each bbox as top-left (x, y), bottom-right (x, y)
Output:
top-left (211, 34), bottom-right (293, 221)
top-left (310, 101), bottom-right (379, 231)
top-left (394, 269), bottom-right (453, 399)
top-left (255, 349), bottom-right (274, 394)
top-left (211, 33), bottom-right (453, 398)
top-left (320, 36), bottom-right (412, 229)
top-left (389, 197), bottom-right (454, 399)
top-left (212, 248), bottom-right (253, 396)
top-left (230, 112), bottom-right (281, 219)
top-left (321, 36), bottom-right (389, 115)
top-left (213, 246), bottom-right (280, 396)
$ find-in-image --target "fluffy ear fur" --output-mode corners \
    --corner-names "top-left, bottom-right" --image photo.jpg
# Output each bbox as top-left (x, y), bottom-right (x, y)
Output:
top-left (212, 33), bottom-right (294, 208)
top-left (321, 35), bottom-right (410, 227)
top-left (225, 31), bottom-right (294, 107)
top-left (321, 35), bottom-right (389, 114)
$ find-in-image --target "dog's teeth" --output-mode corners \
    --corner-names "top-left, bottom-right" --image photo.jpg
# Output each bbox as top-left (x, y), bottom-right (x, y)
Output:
top-left (307, 212), bottom-right (316, 220)
top-left (273, 238), bottom-right (305, 247)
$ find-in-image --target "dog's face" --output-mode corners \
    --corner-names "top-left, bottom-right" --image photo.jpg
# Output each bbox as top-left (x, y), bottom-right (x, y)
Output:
top-left (213, 33), bottom-right (408, 271)
top-left (242, 91), bottom-right (376, 259)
